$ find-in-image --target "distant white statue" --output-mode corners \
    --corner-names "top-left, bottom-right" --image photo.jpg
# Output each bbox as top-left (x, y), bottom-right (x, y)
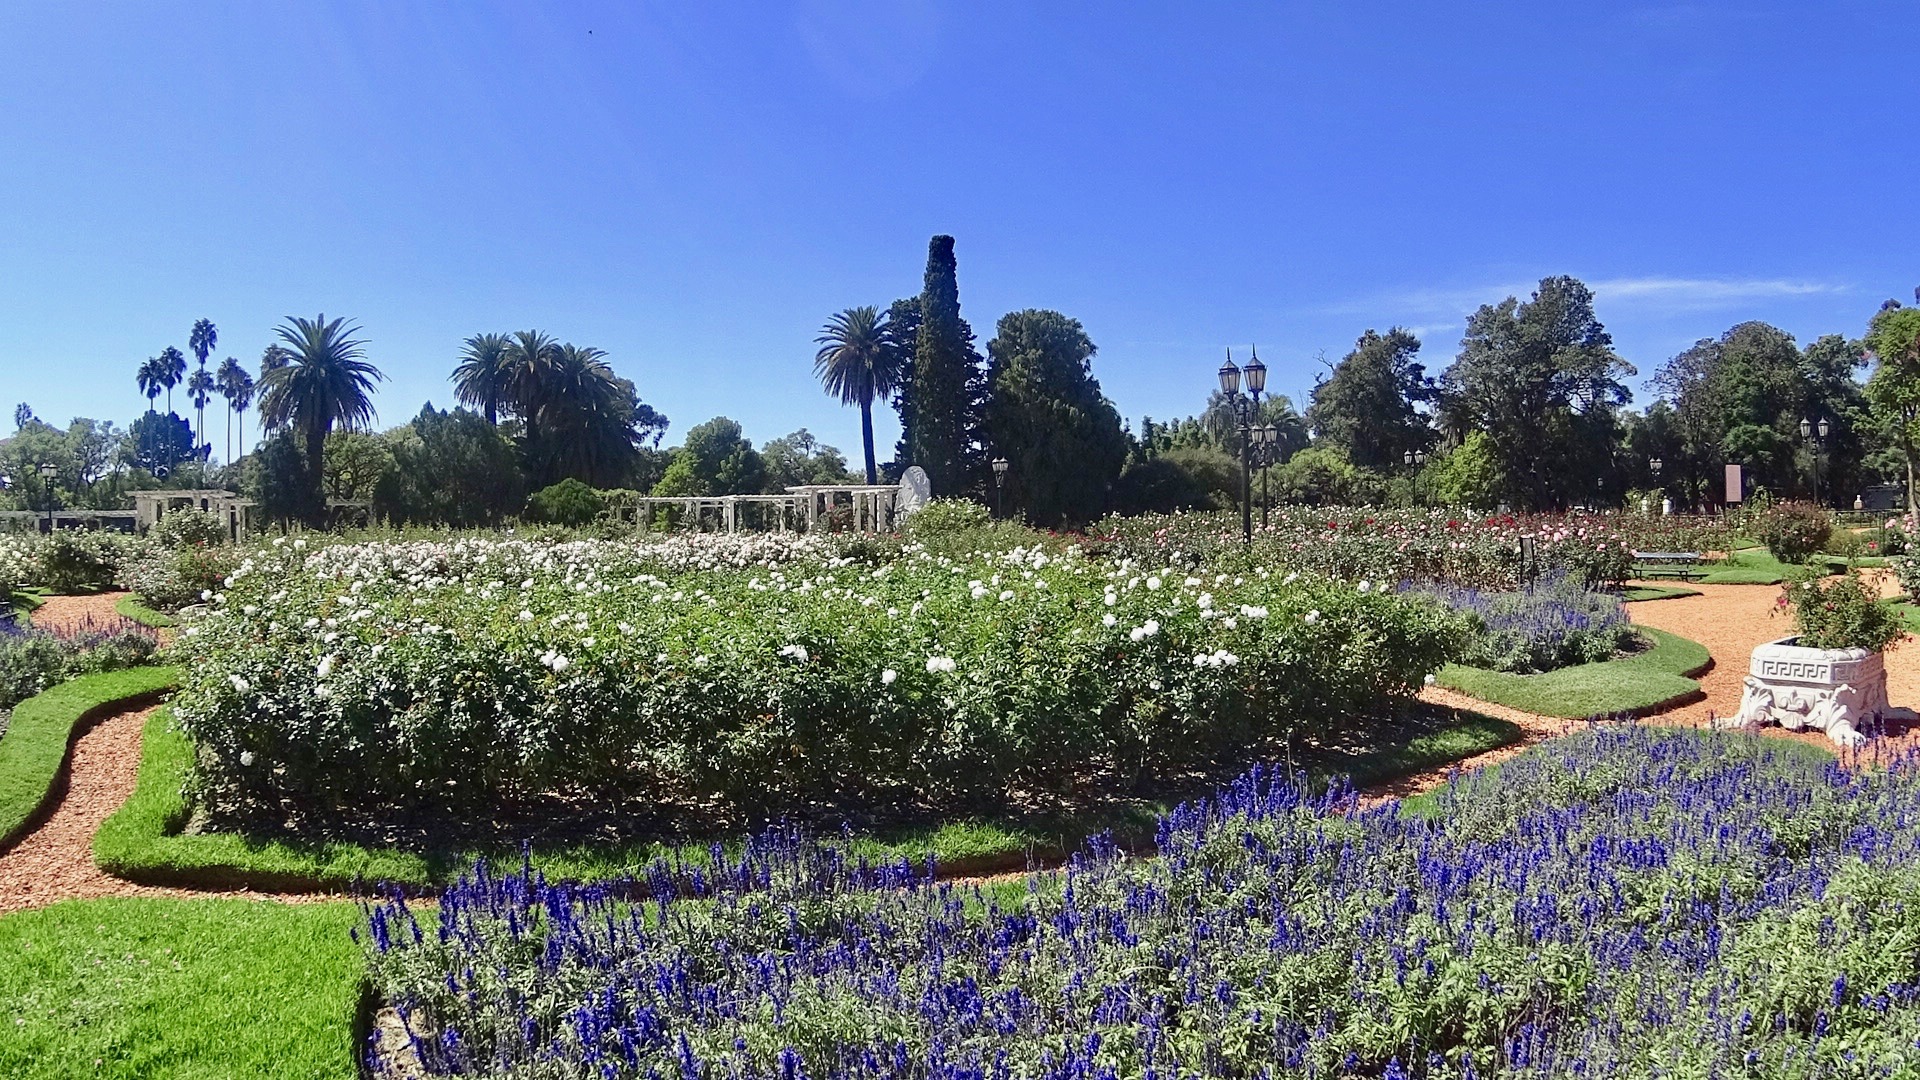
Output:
top-left (896, 466), bottom-right (932, 521)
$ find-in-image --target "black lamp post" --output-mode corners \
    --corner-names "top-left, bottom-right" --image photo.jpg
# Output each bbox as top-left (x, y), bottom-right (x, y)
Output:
top-left (1252, 424), bottom-right (1278, 528)
top-left (1403, 448), bottom-right (1427, 505)
top-left (38, 462), bottom-right (56, 534)
top-left (1217, 346), bottom-right (1266, 544)
top-left (991, 457), bottom-right (1009, 519)
top-left (1799, 417), bottom-right (1830, 506)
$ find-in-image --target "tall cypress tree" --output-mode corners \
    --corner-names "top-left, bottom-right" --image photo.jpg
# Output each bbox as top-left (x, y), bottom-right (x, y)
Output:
top-left (906, 235), bottom-right (982, 495)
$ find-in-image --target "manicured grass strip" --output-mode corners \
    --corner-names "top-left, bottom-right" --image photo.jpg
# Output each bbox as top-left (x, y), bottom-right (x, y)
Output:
top-left (0, 897), bottom-right (363, 1080)
top-left (1617, 584), bottom-right (1701, 602)
top-left (1436, 627), bottom-right (1710, 720)
top-left (1698, 548), bottom-right (1797, 584)
top-left (113, 594), bottom-right (177, 629)
top-left (102, 706), bottom-right (1522, 890)
top-left (8, 587), bottom-right (48, 618)
top-left (0, 666), bottom-right (179, 851)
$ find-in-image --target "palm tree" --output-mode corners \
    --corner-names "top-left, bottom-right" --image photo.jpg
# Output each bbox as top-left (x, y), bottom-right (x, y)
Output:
top-left (813, 306), bottom-right (900, 484)
top-left (157, 346), bottom-right (187, 414)
top-left (452, 332), bottom-right (514, 425)
top-left (216, 357), bottom-right (255, 463)
top-left (136, 356), bottom-right (166, 413)
top-left (532, 343), bottom-right (636, 486)
top-left (256, 315), bottom-right (384, 519)
top-left (187, 366), bottom-right (215, 457)
top-left (502, 329), bottom-right (562, 445)
top-left (256, 344), bottom-right (292, 435)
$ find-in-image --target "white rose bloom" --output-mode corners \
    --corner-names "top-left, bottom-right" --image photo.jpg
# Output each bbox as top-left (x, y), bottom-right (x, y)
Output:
top-left (1102, 613), bottom-right (1117, 627)
top-left (881, 668), bottom-right (898, 685)
top-left (1304, 610), bottom-right (1320, 625)
top-left (229, 674), bottom-right (251, 693)
top-left (778, 644), bottom-right (809, 662)
top-left (1146, 576), bottom-right (1163, 591)
top-left (239, 751), bottom-right (254, 767)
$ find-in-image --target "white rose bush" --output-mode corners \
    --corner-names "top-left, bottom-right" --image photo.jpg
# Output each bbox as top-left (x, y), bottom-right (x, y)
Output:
top-left (172, 533), bottom-right (1467, 820)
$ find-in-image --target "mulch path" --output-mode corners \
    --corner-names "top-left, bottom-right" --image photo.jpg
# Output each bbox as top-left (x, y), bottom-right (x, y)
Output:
top-left (0, 704), bottom-right (337, 916)
top-left (27, 591), bottom-right (133, 636)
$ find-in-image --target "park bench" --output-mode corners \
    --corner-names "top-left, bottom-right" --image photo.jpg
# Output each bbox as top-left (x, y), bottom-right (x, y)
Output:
top-left (1632, 551), bottom-right (1704, 582)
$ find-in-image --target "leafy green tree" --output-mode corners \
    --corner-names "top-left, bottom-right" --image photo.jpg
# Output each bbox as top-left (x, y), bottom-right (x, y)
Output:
top-left (1307, 328), bottom-right (1434, 471)
top-left (1272, 447), bottom-right (1385, 507)
top-left (452, 332), bottom-right (515, 425)
top-left (652, 417), bottom-right (765, 497)
top-left (122, 411), bottom-right (201, 478)
top-left (760, 429), bottom-right (854, 491)
top-left (1423, 430), bottom-right (1505, 510)
top-left (1111, 455), bottom-right (1217, 514)
top-left (1865, 307), bottom-right (1920, 514)
top-left (322, 431), bottom-right (396, 502)
top-left (1799, 333), bottom-right (1873, 505)
top-left (246, 429), bottom-right (312, 529)
top-left (526, 478), bottom-right (606, 526)
top-left (255, 314), bottom-right (384, 524)
top-left (373, 406), bottom-right (525, 527)
top-left (905, 236), bottom-right (983, 496)
top-left (216, 357), bottom-right (255, 464)
top-left (813, 307), bottom-right (902, 484)
top-left (1440, 276), bottom-right (1633, 509)
top-left (983, 309), bottom-right (1128, 525)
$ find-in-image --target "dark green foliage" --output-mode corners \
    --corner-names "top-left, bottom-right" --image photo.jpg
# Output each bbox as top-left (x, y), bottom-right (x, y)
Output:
top-left (884, 295), bottom-right (922, 472)
top-left (255, 314), bottom-right (384, 525)
top-left (122, 411), bottom-right (201, 478)
top-left (905, 236), bottom-right (983, 496)
top-left (1441, 276), bottom-right (1634, 509)
top-left (983, 309), bottom-right (1128, 525)
top-left (652, 417), bottom-right (766, 496)
top-left (245, 430), bottom-right (318, 528)
top-left (1306, 327), bottom-right (1434, 471)
top-left (373, 405), bottom-right (526, 528)
top-left (526, 478), bottom-right (606, 526)
top-left (1756, 501), bottom-right (1834, 563)
top-left (1111, 456), bottom-right (1216, 514)
top-left (37, 530), bottom-right (122, 593)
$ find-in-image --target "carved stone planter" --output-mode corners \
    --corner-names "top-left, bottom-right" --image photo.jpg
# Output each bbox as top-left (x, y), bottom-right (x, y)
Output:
top-left (1719, 636), bottom-right (1896, 748)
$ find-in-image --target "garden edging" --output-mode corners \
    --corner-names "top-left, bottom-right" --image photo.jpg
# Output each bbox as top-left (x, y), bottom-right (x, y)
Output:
top-left (0, 666), bottom-right (180, 854)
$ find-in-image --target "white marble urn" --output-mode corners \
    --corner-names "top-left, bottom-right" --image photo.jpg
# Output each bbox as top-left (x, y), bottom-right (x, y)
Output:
top-left (1719, 636), bottom-right (1899, 748)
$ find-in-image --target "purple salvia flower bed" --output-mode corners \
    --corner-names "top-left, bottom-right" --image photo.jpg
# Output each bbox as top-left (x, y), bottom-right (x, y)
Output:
top-left (361, 728), bottom-right (1920, 1078)
top-left (1400, 572), bottom-right (1634, 673)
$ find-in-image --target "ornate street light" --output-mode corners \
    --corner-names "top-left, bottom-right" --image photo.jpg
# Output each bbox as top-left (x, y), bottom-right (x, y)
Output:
top-left (37, 462), bottom-right (56, 534)
top-left (991, 457), bottom-right (1009, 519)
top-left (1800, 417), bottom-right (1831, 505)
top-left (1215, 347), bottom-right (1265, 543)
top-left (1252, 424), bottom-right (1280, 528)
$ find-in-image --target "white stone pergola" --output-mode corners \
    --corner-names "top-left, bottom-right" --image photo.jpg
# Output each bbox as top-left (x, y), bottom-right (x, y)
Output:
top-left (131, 489), bottom-right (255, 538)
top-left (602, 485), bottom-right (904, 534)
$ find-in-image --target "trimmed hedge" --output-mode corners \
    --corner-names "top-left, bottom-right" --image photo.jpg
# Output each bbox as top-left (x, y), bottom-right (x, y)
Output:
top-left (96, 705), bottom-right (1521, 892)
top-left (0, 666), bottom-right (179, 851)
top-left (1435, 626), bottom-right (1711, 719)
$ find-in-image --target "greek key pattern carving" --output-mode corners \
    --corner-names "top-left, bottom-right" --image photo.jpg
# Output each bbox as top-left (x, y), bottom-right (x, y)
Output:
top-left (1757, 660), bottom-right (1832, 682)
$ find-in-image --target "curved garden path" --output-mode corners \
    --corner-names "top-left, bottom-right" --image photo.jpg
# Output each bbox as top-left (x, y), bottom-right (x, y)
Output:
top-left (7, 578), bottom-right (1920, 911)
top-left (0, 704), bottom-right (334, 915)
top-left (27, 591), bottom-right (131, 635)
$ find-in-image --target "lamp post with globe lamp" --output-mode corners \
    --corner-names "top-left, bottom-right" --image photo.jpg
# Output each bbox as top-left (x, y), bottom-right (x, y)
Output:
top-left (1799, 417), bottom-right (1830, 506)
top-left (1217, 347), bottom-right (1266, 544)
top-left (991, 457), bottom-right (1009, 519)
top-left (38, 462), bottom-right (56, 534)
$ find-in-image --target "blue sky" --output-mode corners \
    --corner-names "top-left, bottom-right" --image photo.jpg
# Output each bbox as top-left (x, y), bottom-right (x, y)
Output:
top-left (2, 2), bottom-right (1916, 462)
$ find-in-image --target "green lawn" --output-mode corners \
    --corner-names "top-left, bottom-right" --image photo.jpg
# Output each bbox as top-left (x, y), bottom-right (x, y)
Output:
top-left (8, 586), bottom-right (48, 618)
top-left (1697, 548), bottom-right (1797, 584)
top-left (114, 594), bottom-right (178, 629)
top-left (101, 704), bottom-right (1522, 890)
top-left (0, 898), bottom-right (363, 1079)
top-left (1616, 584), bottom-right (1701, 602)
top-left (1436, 626), bottom-right (1710, 719)
top-left (0, 667), bottom-right (180, 849)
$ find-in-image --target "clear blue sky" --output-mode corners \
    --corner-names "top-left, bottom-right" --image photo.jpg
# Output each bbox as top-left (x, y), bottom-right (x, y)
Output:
top-left (3, 2), bottom-right (1916, 461)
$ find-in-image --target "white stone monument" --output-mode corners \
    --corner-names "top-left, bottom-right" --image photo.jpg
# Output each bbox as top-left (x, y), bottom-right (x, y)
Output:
top-left (1720, 637), bottom-right (1913, 748)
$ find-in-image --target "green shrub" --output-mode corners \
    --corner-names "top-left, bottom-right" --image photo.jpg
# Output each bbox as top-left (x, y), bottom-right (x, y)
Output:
top-left (526, 478), bottom-right (606, 526)
top-left (1755, 501), bottom-right (1832, 564)
top-left (38, 530), bottom-right (132, 593)
top-left (1781, 568), bottom-right (1906, 653)
top-left (170, 536), bottom-right (1469, 822)
top-left (150, 507), bottom-right (229, 548)
top-left (901, 497), bottom-right (993, 539)
top-left (124, 542), bottom-right (245, 611)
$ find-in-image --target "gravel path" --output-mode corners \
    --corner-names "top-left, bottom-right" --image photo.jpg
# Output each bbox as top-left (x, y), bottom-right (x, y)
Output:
top-left (28, 591), bottom-right (133, 636)
top-left (0, 704), bottom-right (337, 916)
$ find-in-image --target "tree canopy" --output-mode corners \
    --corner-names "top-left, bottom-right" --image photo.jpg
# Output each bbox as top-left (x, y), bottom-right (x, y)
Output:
top-left (983, 309), bottom-right (1128, 525)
